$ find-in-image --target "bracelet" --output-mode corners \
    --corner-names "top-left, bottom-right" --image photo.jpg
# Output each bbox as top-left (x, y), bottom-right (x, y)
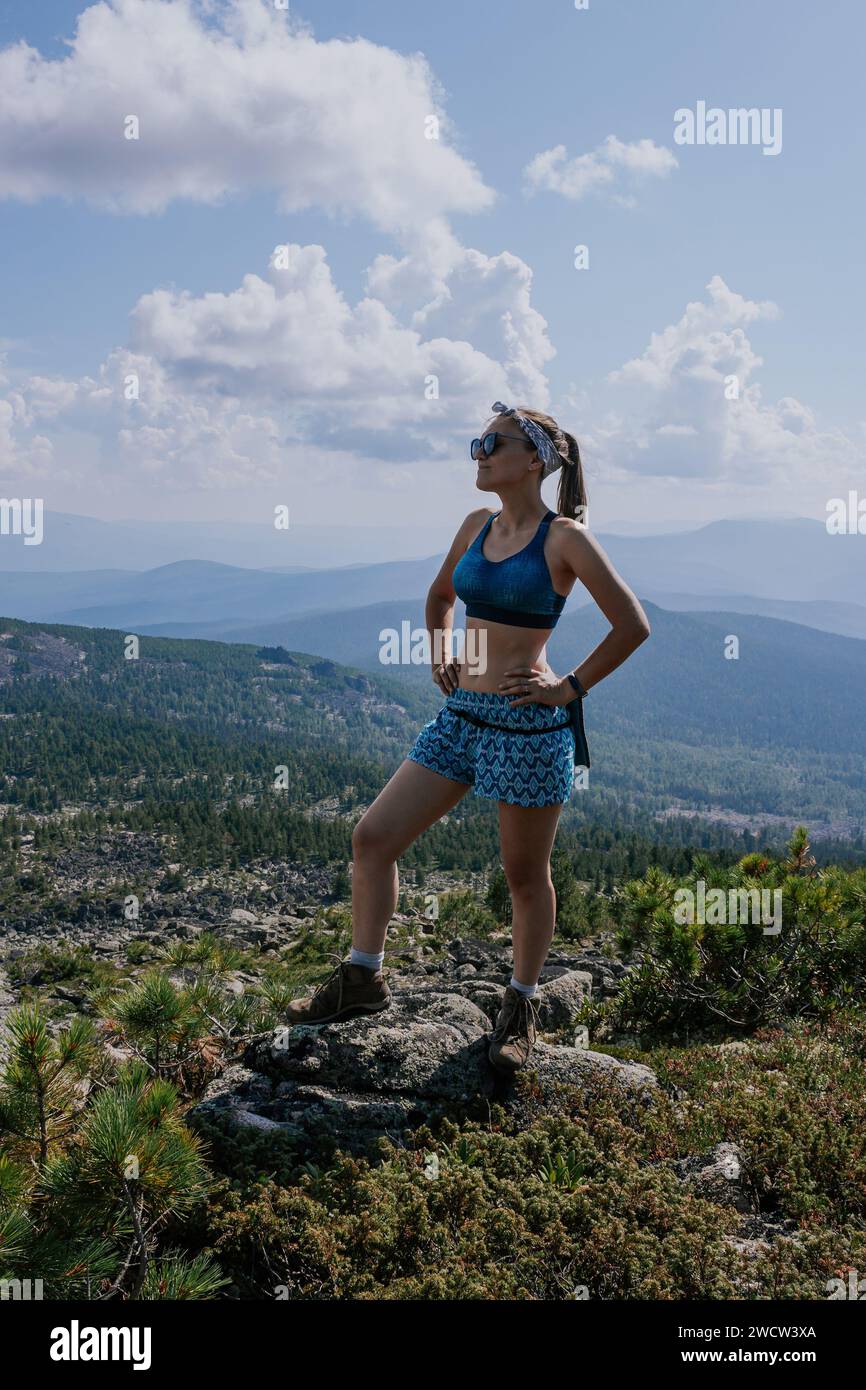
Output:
top-left (567, 672), bottom-right (588, 699)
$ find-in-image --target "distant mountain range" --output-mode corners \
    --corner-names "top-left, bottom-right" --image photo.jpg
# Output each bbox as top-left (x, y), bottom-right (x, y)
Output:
top-left (0, 510), bottom-right (450, 571)
top-left (1, 513), bottom-right (863, 643)
top-left (0, 557), bottom-right (441, 630)
top-left (0, 510), bottom-right (862, 597)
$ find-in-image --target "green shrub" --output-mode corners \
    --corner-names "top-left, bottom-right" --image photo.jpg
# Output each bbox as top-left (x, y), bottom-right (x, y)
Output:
top-left (591, 829), bottom-right (866, 1040)
top-left (0, 1007), bottom-right (225, 1300)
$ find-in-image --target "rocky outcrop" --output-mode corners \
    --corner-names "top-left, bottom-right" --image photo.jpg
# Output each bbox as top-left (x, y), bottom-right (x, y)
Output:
top-left (0, 967), bottom-right (15, 1039)
top-left (671, 1141), bottom-right (757, 1214)
top-left (193, 938), bottom-right (657, 1157)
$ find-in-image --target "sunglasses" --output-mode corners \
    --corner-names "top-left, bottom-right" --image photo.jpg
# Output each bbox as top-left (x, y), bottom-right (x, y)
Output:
top-left (470, 431), bottom-right (529, 461)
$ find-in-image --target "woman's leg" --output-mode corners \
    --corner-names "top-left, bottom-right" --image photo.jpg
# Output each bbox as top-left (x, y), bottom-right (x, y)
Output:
top-left (351, 759), bottom-right (470, 953)
top-left (497, 802), bottom-right (564, 985)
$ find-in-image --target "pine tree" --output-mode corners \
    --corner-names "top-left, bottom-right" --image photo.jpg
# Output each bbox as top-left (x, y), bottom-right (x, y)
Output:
top-left (0, 1005), bottom-right (97, 1168)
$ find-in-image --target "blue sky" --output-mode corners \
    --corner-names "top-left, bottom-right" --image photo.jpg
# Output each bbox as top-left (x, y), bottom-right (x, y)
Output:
top-left (0, 0), bottom-right (863, 537)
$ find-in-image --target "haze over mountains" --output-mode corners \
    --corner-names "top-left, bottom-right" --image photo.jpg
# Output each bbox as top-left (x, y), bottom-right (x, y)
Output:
top-left (2, 514), bottom-right (865, 840)
top-left (0, 512), bottom-right (863, 643)
top-left (0, 511), bottom-right (449, 571)
top-left (0, 557), bottom-right (442, 632)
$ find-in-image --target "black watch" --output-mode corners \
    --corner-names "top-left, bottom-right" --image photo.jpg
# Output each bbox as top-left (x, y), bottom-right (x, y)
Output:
top-left (567, 673), bottom-right (587, 699)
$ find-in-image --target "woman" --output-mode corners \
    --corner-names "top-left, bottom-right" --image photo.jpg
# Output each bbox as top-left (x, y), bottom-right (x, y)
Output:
top-left (287, 402), bottom-right (651, 1072)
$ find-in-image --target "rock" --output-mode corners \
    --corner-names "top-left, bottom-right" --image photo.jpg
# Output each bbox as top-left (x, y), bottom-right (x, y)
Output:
top-left (52, 985), bottom-right (89, 1008)
top-left (528, 1043), bottom-right (658, 1101)
top-left (460, 981), bottom-right (506, 1022)
top-left (562, 953), bottom-right (629, 998)
top-left (260, 990), bottom-right (493, 1102)
top-left (191, 984), bottom-right (659, 1157)
top-left (232, 925), bottom-right (282, 947)
top-left (231, 1109), bottom-right (291, 1133)
top-left (672, 1142), bottom-right (756, 1213)
top-left (0, 968), bottom-right (16, 1033)
top-left (534, 970), bottom-right (593, 1029)
top-left (447, 937), bottom-right (506, 972)
top-left (198, 1062), bottom-right (272, 1105)
top-left (229, 909), bottom-right (258, 924)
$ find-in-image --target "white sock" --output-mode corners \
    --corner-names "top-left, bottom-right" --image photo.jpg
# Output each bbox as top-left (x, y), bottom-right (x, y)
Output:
top-left (509, 975), bottom-right (538, 998)
top-left (350, 947), bottom-right (384, 971)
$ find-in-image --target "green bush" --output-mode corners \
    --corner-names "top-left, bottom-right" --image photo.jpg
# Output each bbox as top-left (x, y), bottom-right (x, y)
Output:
top-left (0, 1007), bottom-right (225, 1300)
top-left (195, 1042), bottom-right (866, 1300)
top-left (590, 828), bottom-right (866, 1040)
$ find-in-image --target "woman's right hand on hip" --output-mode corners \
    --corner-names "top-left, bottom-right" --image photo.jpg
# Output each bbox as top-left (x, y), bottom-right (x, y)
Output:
top-left (433, 661), bottom-right (461, 694)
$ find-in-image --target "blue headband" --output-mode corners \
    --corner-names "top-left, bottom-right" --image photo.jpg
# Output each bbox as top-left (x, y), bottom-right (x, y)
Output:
top-left (491, 401), bottom-right (568, 479)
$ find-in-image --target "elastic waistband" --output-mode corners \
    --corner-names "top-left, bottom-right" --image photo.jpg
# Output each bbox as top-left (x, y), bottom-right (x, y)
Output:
top-left (450, 706), bottom-right (571, 736)
top-left (445, 687), bottom-right (570, 732)
top-left (445, 687), bottom-right (590, 768)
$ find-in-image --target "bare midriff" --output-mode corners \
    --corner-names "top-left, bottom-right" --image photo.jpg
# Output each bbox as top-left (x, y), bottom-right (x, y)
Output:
top-left (455, 617), bottom-right (555, 695)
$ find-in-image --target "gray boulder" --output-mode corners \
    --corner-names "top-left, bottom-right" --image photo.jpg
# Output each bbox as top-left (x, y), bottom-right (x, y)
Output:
top-left (193, 982), bottom-right (658, 1157)
top-left (534, 970), bottom-right (593, 1029)
top-left (671, 1142), bottom-right (756, 1213)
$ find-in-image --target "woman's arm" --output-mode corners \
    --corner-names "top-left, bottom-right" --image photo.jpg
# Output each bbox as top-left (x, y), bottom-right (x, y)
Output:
top-left (501, 521), bottom-right (651, 708)
top-left (560, 524), bottom-right (651, 694)
top-left (426, 508), bottom-right (494, 694)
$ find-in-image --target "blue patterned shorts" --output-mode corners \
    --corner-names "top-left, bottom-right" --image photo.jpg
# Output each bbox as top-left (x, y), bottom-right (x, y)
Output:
top-left (406, 687), bottom-right (575, 807)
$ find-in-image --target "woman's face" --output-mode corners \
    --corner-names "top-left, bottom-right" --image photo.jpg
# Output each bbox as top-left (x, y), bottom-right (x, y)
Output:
top-left (473, 418), bottom-right (536, 491)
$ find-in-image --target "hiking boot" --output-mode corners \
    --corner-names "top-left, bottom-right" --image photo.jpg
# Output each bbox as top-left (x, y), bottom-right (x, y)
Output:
top-left (488, 985), bottom-right (539, 1073)
top-left (285, 954), bottom-right (391, 1026)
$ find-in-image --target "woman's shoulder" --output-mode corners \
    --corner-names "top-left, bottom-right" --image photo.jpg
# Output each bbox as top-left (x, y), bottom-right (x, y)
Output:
top-left (546, 512), bottom-right (598, 567)
top-left (547, 511), bottom-right (590, 539)
top-left (459, 506), bottom-right (498, 538)
top-left (438, 508), bottom-right (498, 578)
top-left (548, 507), bottom-right (588, 525)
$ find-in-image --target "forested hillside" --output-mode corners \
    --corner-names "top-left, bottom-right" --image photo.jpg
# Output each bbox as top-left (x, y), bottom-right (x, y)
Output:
top-left (1, 616), bottom-right (864, 889)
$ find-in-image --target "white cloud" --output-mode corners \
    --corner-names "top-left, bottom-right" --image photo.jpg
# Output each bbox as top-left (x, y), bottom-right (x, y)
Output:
top-left (128, 236), bottom-right (552, 442)
top-left (524, 135), bottom-right (677, 203)
top-left (4, 269), bottom-right (860, 502)
top-left (586, 275), bottom-right (862, 484)
top-left (365, 219), bottom-right (555, 406)
top-left (0, 362), bottom-right (56, 477)
top-left (0, 233), bottom-right (557, 487)
top-left (0, 0), bottom-right (492, 230)
top-left (0, 2), bottom-right (560, 490)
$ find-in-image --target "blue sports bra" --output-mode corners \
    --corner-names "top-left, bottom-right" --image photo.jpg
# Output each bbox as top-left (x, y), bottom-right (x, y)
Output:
top-left (452, 509), bottom-right (567, 629)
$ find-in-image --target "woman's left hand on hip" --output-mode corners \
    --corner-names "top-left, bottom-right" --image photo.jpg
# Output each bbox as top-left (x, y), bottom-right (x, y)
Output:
top-left (499, 667), bottom-right (573, 707)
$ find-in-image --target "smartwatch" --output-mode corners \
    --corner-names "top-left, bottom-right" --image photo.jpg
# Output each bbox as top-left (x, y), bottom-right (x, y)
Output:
top-left (567, 672), bottom-right (588, 699)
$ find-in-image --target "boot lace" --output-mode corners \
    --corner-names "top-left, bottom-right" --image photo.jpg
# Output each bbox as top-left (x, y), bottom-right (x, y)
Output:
top-left (516, 993), bottom-right (539, 1044)
top-left (495, 988), bottom-right (539, 1044)
top-left (308, 953), bottom-right (349, 1011)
